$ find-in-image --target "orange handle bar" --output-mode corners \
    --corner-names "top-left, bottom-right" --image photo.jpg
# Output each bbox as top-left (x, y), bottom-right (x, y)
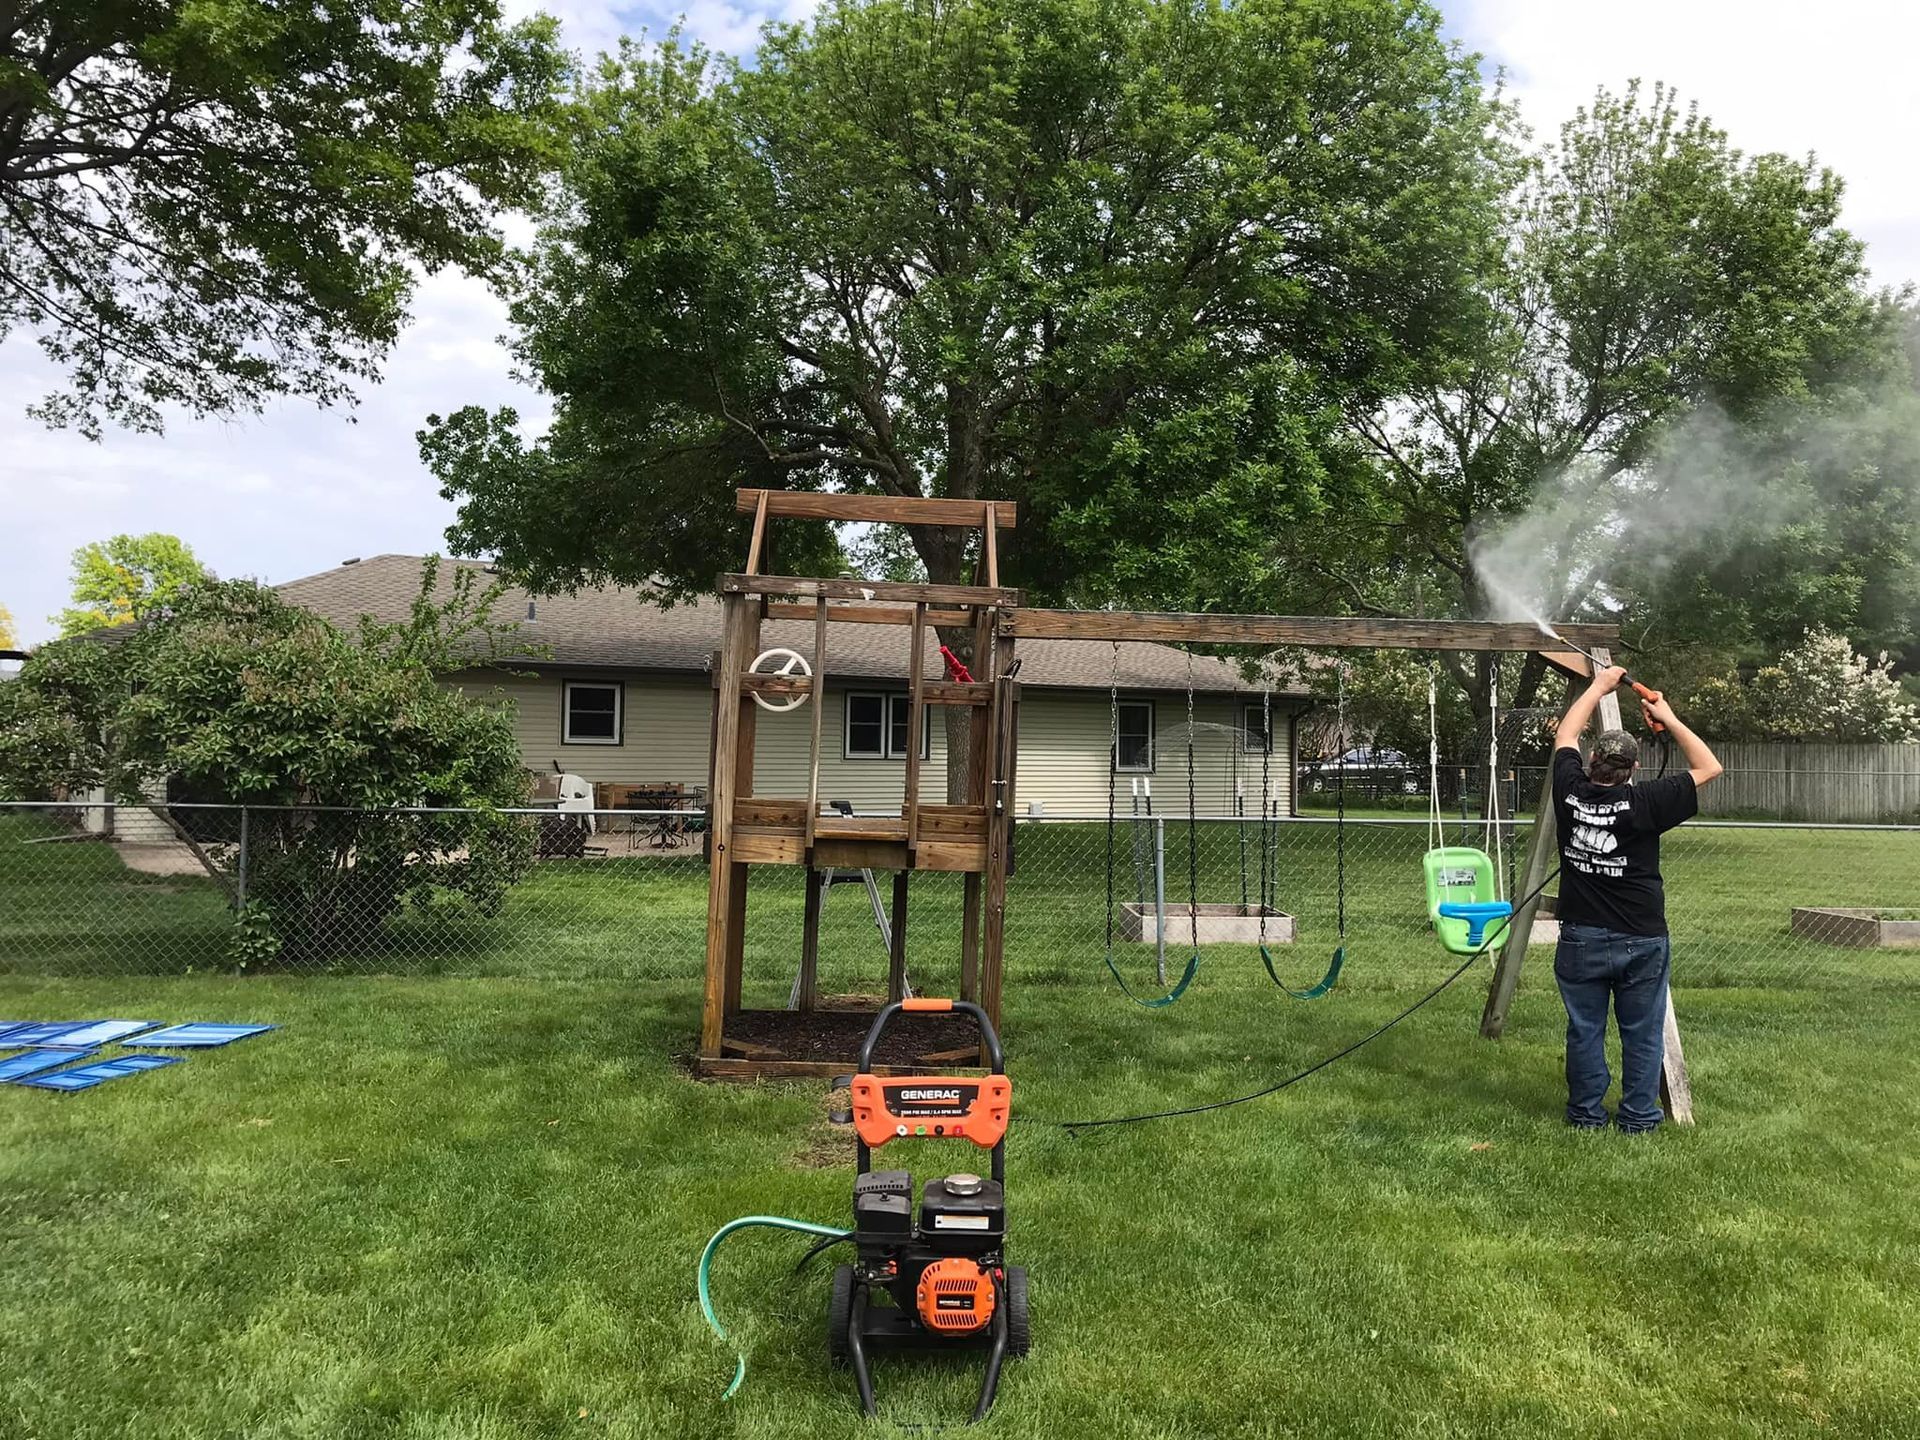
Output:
top-left (902, 996), bottom-right (953, 1012)
top-left (1630, 681), bottom-right (1667, 733)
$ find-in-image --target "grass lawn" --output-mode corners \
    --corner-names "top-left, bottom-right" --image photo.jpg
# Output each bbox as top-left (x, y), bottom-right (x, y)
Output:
top-left (4, 816), bottom-right (1920, 1437)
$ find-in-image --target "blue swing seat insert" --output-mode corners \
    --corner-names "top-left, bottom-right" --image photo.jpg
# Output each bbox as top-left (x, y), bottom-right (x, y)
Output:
top-left (1436, 900), bottom-right (1514, 949)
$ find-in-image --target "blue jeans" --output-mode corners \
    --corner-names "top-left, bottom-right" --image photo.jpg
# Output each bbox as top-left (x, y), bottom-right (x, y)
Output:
top-left (1553, 922), bottom-right (1671, 1132)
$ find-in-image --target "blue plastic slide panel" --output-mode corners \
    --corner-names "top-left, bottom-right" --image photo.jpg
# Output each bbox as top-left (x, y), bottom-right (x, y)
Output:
top-left (38, 1020), bottom-right (158, 1049)
top-left (0, 1025), bottom-right (35, 1043)
top-left (0, 1048), bottom-right (99, 1083)
top-left (21, 1054), bottom-right (182, 1092)
top-left (130, 1023), bottom-right (276, 1048)
top-left (1, 1022), bottom-right (96, 1047)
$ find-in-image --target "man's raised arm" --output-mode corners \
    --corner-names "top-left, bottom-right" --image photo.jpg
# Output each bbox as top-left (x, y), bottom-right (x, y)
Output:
top-left (1555, 666), bottom-right (1627, 752)
top-left (1643, 694), bottom-right (1724, 788)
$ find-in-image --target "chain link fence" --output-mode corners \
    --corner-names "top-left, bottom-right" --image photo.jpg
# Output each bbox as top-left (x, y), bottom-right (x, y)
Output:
top-left (3, 801), bottom-right (1917, 994)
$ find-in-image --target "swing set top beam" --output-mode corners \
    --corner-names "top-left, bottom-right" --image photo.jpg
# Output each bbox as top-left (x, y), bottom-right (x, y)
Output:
top-left (1000, 609), bottom-right (1619, 653)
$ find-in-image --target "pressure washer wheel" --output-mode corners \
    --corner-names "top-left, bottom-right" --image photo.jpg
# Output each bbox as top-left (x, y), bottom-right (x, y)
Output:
top-left (1004, 1266), bottom-right (1031, 1358)
top-left (828, 1264), bottom-right (855, 1366)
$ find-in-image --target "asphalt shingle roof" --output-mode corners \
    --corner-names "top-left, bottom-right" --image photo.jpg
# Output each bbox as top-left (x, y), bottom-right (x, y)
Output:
top-left (276, 555), bottom-right (1304, 697)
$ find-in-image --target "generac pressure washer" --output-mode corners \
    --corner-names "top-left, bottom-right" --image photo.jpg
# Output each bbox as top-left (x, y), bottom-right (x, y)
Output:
top-left (698, 998), bottom-right (1028, 1424)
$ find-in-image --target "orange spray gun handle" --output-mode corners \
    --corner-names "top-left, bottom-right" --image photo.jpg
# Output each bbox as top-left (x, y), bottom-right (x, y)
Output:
top-left (1628, 680), bottom-right (1666, 733)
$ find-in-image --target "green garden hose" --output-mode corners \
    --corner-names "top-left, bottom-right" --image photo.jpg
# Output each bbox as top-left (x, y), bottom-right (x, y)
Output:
top-left (697, 1215), bottom-right (851, 1400)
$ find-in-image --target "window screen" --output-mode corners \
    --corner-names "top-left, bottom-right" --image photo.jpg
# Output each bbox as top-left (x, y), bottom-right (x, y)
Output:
top-left (846, 693), bottom-right (887, 757)
top-left (1242, 704), bottom-right (1272, 754)
top-left (847, 693), bottom-right (930, 759)
top-left (563, 682), bottom-right (622, 744)
top-left (1115, 701), bottom-right (1154, 772)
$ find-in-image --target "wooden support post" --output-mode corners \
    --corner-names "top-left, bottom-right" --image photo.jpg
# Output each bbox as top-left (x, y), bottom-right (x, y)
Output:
top-left (701, 597), bottom-right (746, 1057)
top-left (723, 602), bottom-right (762, 1020)
top-left (1480, 697), bottom-right (1567, 1039)
top-left (744, 490), bottom-right (770, 575)
top-left (959, 873), bottom-right (983, 1003)
top-left (978, 640), bottom-right (1020, 1036)
top-left (888, 869), bottom-right (910, 1003)
top-left (904, 602), bottom-right (927, 852)
top-left (805, 596), bottom-right (827, 854)
top-left (958, 604), bottom-right (996, 1003)
top-left (797, 867), bottom-right (822, 1013)
top-left (1661, 1002), bottom-right (1695, 1123)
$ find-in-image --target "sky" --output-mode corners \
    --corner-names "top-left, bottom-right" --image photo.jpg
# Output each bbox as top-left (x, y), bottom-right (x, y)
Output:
top-left (4, 0), bottom-right (1918, 649)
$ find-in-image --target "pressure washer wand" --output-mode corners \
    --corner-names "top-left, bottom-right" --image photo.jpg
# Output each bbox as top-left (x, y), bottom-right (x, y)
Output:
top-left (1536, 624), bottom-right (1666, 733)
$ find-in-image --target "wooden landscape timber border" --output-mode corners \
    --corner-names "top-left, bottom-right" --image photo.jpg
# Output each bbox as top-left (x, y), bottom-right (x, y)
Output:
top-left (704, 488), bottom-right (1683, 1108)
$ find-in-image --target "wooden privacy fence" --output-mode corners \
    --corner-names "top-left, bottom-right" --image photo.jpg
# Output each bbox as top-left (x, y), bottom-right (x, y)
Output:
top-left (1660, 741), bottom-right (1920, 822)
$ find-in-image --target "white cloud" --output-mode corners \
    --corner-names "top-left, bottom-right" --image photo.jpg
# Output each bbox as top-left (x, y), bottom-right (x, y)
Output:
top-left (0, 265), bottom-right (535, 643)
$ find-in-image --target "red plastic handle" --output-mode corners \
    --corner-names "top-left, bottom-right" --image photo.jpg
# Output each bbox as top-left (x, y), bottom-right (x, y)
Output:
top-left (1631, 682), bottom-right (1667, 733)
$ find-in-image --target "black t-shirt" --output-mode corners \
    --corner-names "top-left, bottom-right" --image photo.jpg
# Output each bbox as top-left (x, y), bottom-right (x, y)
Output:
top-left (1551, 747), bottom-right (1698, 937)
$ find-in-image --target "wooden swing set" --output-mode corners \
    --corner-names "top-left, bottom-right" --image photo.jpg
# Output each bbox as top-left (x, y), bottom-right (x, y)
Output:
top-left (699, 489), bottom-right (1691, 1121)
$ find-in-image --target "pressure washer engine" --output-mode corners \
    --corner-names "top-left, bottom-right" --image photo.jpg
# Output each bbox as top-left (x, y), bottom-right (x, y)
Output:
top-left (826, 997), bottom-right (1029, 1422)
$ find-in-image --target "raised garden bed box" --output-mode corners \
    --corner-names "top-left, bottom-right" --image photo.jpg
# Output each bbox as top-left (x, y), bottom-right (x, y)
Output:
top-left (1120, 902), bottom-right (1294, 946)
top-left (1790, 907), bottom-right (1920, 949)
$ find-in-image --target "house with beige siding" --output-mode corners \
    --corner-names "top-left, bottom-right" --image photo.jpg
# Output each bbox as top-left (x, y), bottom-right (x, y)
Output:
top-left (277, 556), bottom-right (1311, 817)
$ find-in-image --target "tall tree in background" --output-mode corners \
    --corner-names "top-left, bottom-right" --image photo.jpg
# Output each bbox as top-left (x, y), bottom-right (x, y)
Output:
top-left (423, 0), bottom-right (1503, 622)
top-left (0, 0), bottom-right (566, 436)
top-left (1315, 84), bottom-right (1884, 728)
top-left (55, 532), bottom-right (208, 635)
top-left (0, 602), bottom-right (16, 649)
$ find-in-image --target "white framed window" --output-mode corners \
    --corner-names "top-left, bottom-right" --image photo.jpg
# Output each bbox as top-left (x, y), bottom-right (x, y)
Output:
top-left (563, 680), bottom-right (623, 745)
top-left (1114, 700), bottom-right (1155, 773)
top-left (1242, 704), bottom-right (1273, 754)
top-left (845, 692), bottom-right (930, 760)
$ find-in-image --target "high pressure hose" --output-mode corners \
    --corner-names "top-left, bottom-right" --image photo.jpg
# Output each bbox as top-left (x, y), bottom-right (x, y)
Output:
top-left (697, 1215), bottom-right (852, 1400)
top-left (1055, 864), bottom-right (1563, 1133)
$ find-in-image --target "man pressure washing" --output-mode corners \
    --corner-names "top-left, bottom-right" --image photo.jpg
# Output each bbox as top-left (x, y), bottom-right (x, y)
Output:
top-left (1550, 667), bottom-right (1722, 1132)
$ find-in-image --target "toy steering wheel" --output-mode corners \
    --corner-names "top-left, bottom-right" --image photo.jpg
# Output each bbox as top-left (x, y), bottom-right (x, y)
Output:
top-left (749, 648), bottom-right (813, 712)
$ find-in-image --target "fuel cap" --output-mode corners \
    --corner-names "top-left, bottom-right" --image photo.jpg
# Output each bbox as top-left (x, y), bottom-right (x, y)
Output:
top-left (944, 1172), bottom-right (983, 1196)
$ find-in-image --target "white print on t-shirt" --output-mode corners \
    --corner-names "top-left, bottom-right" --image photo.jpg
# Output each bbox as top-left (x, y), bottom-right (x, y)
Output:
top-left (1571, 823), bottom-right (1617, 855)
top-left (1565, 795), bottom-right (1631, 878)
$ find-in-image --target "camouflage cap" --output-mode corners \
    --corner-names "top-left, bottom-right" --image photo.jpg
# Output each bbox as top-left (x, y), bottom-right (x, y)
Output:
top-left (1593, 728), bottom-right (1639, 765)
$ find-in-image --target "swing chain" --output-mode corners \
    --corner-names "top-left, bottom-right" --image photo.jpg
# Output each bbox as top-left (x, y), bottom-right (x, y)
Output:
top-left (1336, 663), bottom-right (1347, 940)
top-left (1106, 641), bottom-right (1119, 957)
top-left (1258, 675), bottom-right (1272, 944)
top-left (1185, 650), bottom-right (1198, 947)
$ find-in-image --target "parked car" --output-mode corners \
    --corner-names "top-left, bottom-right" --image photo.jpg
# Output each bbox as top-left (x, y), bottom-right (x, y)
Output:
top-left (1301, 746), bottom-right (1420, 796)
top-left (1335, 746), bottom-right (1409, 768)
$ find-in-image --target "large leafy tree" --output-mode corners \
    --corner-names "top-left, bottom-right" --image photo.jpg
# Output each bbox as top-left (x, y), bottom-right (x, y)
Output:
top-left (55, 531), bottom-right (208, 635)
top-left (0, 602), bottom-right (16, 649)
top-left (0, 0), bottom-right (566, 436)
top-left (1325, 84), bottom-right (1886, 727)
top-left (422, 0), bottom-right (1503, 618)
